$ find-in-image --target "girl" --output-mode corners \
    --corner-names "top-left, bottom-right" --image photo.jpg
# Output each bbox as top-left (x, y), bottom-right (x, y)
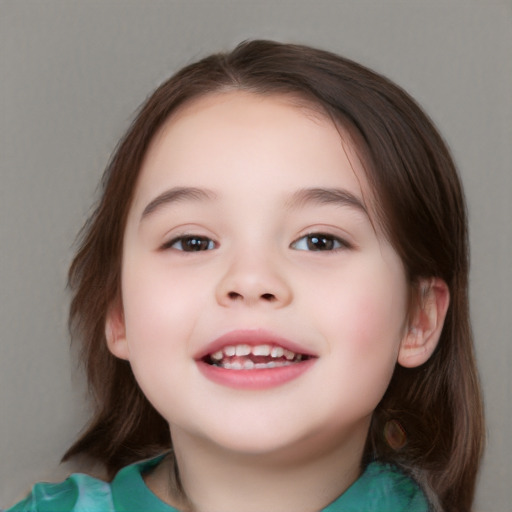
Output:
top-left (8, 40), bottom-right (484, 512)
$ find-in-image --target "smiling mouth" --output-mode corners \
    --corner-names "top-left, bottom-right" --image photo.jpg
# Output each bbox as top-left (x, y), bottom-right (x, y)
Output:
top-left (203, 344), bottom-right (310, 370)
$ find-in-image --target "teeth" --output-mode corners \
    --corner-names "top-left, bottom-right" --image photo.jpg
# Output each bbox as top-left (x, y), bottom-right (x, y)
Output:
top-left (243, 360), bottom-right (255, 370)
top-left (284, 349), bottom-right (295, 360)
top-left (224, 346), bottom-right (236, 357)
top-left (209, 343), bottom-right (303, 368)
top-left (252, 344), bottom-right (271, 356)
top-left (235, 344), bottom-right (251, 356)
top-left (220, 360), bottom-right (293, 370)
top-left (270, 346), bottom-right (284, 358)
top-left (211, 350), bottom-right (223, 361)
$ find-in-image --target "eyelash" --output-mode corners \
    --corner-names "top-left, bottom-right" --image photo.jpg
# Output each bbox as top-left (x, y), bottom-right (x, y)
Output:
top-left (291, 233), bottom-right (351, 252)
top-left (162, 235), bottom-right (216, 252)
top-left (162, 233), bottom-right (351, 253)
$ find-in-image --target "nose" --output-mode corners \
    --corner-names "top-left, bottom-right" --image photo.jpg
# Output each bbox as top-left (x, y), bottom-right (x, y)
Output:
top-left (215, 251), bottom-right (293, 308)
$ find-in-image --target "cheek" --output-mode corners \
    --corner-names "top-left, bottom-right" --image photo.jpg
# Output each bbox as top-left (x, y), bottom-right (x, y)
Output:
top-left (317, 293), bottom-right (403, 419)
top-left (121, 261), bottom-right (206, 359)
top-left (308, 259), bottom-right (408, 385)
top-left (317, 271), bottom-right (406, 341)
top-left (119, 264), bottom-right (201, 412)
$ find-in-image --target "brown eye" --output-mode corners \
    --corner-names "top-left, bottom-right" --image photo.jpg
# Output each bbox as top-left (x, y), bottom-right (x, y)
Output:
top-left (166, 235), bottom-right (215, 252)
top-left (291, 233), bottom-right (349, 251)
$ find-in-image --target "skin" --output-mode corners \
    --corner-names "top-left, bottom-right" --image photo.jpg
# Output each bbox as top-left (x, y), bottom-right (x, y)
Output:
top-left (107, 91), bottom-right (448, 512)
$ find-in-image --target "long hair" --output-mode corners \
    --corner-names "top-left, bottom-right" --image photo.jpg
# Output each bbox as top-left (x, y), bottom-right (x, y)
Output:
top-left (64, 40), bottom-right (484, 512)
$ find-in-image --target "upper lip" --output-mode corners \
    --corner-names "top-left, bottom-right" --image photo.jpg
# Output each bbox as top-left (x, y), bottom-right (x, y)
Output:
top-left (194, 329), bottom-right (317, 360)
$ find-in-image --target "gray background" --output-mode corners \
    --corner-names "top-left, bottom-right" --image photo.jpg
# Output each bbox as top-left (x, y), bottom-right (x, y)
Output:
top-left (1, 1), bottom-right (511, 510)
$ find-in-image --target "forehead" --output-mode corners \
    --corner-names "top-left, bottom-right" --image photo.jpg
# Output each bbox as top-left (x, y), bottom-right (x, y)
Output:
top-left (132, 90), bottom-right (376, 217)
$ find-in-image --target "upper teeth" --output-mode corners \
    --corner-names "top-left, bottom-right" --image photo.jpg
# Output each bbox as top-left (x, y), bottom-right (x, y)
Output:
top-left (210, 344), bottom-right (298, 361)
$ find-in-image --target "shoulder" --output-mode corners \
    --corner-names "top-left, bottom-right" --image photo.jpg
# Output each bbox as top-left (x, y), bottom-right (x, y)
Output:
top-left (6, 455), bottom-right (173, 512)
top-left (362, 462), bottom-right (430, 511)
top-left (324, 462), bottom-right (431, 512)
top-left (5, 473), bottom-right (114, 512)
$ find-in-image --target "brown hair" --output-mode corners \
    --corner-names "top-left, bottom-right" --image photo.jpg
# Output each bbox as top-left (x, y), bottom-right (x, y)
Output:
top-left (64, 40), bottom-right (484, 512)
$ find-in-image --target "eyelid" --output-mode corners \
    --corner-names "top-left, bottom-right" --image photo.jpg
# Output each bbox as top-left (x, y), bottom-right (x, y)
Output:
top-left (160, 233), bottom-right (217, 252)
top-left (157, 225), bottom-right (354, 252)
top-left (290, 231), bottom-right (353, 252)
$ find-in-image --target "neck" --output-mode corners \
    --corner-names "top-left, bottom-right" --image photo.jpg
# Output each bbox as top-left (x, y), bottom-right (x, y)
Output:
top-left (150, 425), bottom-right (368, 512)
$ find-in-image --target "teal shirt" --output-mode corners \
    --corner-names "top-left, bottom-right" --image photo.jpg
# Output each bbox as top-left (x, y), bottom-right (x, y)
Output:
top-left (7, 456), bottom-right (429, 512)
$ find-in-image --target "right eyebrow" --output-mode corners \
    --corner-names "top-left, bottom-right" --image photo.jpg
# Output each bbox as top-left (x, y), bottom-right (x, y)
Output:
top-left (140, 186), bottom-right (217, 221)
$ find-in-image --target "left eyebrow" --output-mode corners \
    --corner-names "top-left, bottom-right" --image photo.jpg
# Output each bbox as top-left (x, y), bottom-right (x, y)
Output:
top-left (140, 186), bottom-right (217, 221)
top-left (286, 187), bottom-right (368, 216)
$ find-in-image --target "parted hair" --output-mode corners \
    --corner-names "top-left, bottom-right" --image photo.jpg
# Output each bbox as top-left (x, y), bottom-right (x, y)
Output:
top-left (64, 40), bottom-right (484, 512)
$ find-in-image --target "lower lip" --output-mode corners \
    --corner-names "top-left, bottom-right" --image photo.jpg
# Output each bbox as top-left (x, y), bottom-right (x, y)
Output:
top-left (196, 359), bottom-right (316, 390)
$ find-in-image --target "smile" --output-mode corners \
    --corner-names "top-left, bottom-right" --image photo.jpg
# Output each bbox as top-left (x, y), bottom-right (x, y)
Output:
top-left (196, 330), bottom-right (316, 389)
top-left (206, 344), bottom-right (306, 370)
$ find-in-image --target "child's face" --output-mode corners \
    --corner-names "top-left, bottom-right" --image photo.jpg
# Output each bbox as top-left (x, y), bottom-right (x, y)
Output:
top-left (109, 91), bottom-right (410, 460)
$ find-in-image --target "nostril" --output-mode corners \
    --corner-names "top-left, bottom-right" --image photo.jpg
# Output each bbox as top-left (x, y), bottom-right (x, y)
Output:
top-left (225, 291), bottom-right (278, 302)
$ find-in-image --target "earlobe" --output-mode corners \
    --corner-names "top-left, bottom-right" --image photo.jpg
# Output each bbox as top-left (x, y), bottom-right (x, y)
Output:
top-left (398, 278), bottom-right (450, 368)
top-left (105, 302), bottom-right (130, 360)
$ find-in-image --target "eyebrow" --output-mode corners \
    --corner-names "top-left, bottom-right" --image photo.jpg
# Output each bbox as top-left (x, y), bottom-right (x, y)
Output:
top-left (140, 185), bottom-right (368, 222)
top-left (286, 187), bottom-right (368, 216)
top-left (140, 186), bottom-right (217, 220)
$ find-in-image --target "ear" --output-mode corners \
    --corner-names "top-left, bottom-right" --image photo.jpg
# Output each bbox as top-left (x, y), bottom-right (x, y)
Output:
top-left (398, 278), bottom-right (450, 368)
top-left (105, 300), bottom-right (130, 361)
